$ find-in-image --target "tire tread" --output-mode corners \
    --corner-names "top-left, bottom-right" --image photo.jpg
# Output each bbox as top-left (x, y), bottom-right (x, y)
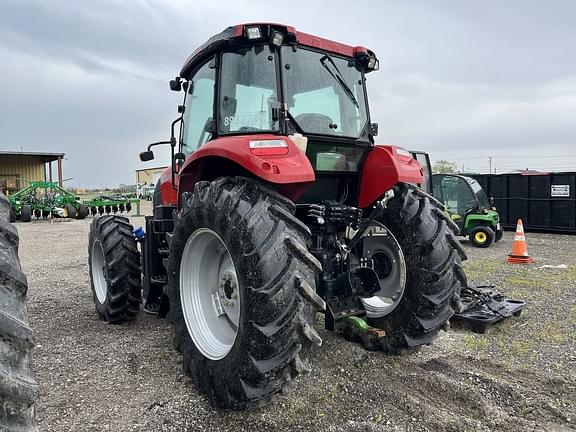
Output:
top-left (0, 193), bottom-right (39, 431)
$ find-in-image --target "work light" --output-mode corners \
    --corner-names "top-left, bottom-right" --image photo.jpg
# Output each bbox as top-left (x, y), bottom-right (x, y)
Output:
top-left (367, 56), bottom-right (379, 71)
top-left (270, 31), bottom-right (284, 46)
top-left (245, 26), bottom-right (262, 40)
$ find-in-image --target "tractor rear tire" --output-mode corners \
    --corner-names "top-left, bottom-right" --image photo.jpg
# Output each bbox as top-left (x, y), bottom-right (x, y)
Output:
top-left (20, 205), bottom-right (32, 223)
top-left (88, 215), bottom-right (141, 323)
top-left (368, 183), bottom-right (467, 352)
top-left (0, 193), bottom-right (39, 431)
top-left (167, 177), bottom-right (322, 409)
top-left (76, 204), bottom-right (88, 219)
top-left (469, 225), bottom-right (495, 248)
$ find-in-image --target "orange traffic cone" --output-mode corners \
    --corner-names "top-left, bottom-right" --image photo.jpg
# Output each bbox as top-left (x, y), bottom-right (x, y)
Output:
top-left (507, 219), bottom-right (534, 264)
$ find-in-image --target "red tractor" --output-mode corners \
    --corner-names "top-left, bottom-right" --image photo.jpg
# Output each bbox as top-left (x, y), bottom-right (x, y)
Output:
top-left (88, 23), bottom-right (466, 409)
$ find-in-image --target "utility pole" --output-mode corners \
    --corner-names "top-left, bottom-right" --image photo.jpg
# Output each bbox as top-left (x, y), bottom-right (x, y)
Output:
top-left (489, 156), bottom-right (492, 174)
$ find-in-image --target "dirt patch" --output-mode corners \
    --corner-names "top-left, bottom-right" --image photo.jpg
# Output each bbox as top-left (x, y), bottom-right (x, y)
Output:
top-left (16, 208), bottom-right (576, 431)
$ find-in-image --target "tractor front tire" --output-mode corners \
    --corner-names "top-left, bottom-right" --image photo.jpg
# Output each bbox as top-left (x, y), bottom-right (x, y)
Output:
top-left (88, 215), bottom-right (141, 322)
top-left (167, 177), bottom-right (323, 409)
top-left (20, 205), bottom-right (32, 223)
top-left (469, 225), bottom-right (495, 248)
top-left (0, 193), bottom-right (39, 431)
top-left (368, 183), bottom-right (467, 352)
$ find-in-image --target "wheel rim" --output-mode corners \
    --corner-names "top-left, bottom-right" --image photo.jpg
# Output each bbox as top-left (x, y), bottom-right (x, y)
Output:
top-left (474, 231), bottom-right (487, 243)
top-left (359, 223), bottom-right (407, 318)
top-left (180, 228), bottom-right (240, 360)
top-left (91, 240), bottom-right (107, 304)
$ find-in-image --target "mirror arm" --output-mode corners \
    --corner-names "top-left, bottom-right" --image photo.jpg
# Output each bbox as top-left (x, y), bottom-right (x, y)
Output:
top-left (147, 140), bottom-right (171, 151)
top-left (170, 116), bottom-right (184, 191)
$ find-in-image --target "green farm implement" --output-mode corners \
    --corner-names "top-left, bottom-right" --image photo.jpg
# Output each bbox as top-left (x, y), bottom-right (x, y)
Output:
top-left (83, 195), bottom-right (140, 216)
top-left (8, 181), bottom-right (140, 222)
top-left (8, 181), bottom-right (88, 222)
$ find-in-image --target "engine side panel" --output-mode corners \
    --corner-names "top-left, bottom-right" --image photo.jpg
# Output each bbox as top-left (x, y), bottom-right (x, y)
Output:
top-left (357, 145), bottom-right (424, 208)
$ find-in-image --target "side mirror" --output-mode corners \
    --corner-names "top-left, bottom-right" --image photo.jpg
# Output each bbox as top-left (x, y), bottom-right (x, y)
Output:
top-left (139, 150), bottom-right (155, 162)
top-left (169, 77), bottom-right (182, 92)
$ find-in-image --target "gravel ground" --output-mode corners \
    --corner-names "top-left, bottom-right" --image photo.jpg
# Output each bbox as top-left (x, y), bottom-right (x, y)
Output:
top-left (16, 203), bottom-right (576, 431)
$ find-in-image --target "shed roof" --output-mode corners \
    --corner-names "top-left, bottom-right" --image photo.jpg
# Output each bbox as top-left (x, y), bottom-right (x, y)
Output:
top-left (135, 166), bottom-right (168, 173)
top-left (0, 151), bottom-right (65, 163)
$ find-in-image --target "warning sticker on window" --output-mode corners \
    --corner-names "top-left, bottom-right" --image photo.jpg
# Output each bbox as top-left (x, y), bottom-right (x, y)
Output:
top-left (551, 185), bottom-right (570, 197)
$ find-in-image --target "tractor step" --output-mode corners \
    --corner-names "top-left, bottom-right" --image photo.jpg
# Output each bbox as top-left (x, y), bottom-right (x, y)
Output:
top-left (451, 285), bottom-right (526, 334)
top-left (150, 275), bottom-right (167, 285)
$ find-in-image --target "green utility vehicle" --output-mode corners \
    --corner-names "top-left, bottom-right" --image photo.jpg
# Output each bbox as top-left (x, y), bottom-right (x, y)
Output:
top-left (432, 174), bottom-right (503, 247)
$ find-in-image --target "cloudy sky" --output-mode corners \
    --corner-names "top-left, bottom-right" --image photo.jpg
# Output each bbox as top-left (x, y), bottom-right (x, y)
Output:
top-left (1, 0), bottom-right (575, 187)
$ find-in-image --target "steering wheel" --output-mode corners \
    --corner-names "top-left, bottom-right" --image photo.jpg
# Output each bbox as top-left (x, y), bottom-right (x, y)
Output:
top-left (294, 113), bottom-right (336, 135)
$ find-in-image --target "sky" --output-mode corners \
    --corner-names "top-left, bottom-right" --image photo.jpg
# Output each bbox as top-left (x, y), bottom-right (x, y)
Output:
top-left (1, 0), bottom-right (575, 187)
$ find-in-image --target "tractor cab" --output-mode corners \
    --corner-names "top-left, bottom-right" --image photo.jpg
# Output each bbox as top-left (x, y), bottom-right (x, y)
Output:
top-left (432, 174), bottom-right (503, 247)
top-left (141, 23), bottom-right (406, 210)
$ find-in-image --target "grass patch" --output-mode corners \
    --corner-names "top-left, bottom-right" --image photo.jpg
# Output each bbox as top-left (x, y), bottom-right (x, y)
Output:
top-left (509, 340), bottom-right (533, 356)
top-left (463, 259), bottom-right (501, 280)
top-left (536, 322), bottom-right (569, 344)
top-left (461, 334), bottom-right (490, 351)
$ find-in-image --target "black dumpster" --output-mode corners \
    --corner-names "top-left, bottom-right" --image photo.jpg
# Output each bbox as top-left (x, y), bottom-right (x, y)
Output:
top-left (469, 172), bottom-right (576, 234)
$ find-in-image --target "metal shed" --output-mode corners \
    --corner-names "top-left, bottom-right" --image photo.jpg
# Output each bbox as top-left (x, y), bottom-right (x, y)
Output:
top-left (0, 151), bottom-right (65, 193)
top-left (135, 166), bottom-right (168, 186)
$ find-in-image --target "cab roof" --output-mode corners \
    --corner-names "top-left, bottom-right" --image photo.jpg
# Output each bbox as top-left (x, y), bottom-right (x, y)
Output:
top-left (180, 23), bottom-right (373, 77)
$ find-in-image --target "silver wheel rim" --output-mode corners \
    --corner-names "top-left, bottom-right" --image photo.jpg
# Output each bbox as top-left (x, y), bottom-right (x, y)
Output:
top-left (91, 240), bottom-right (107, 304)
top-left (359, 223), bottom-right (407, 318)
top-left (180, 228), bottom-right (240, 360)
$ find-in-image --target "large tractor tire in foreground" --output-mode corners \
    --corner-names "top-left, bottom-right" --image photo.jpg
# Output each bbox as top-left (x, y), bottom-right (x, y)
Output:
top-left (88, 215), bottom-right (141, 323)
top-left (0, 193), bottom-right (39, 431)
top-left (167, 177), bottom-right (323, 410)
top-left (368, 183), bottom-right (467, 352)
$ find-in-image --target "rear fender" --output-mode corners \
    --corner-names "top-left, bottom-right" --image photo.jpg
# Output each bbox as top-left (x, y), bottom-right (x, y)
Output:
top-left (358, 145), bottom-right (424, 208)
top-left (176, 135), bottom-right (315, 206)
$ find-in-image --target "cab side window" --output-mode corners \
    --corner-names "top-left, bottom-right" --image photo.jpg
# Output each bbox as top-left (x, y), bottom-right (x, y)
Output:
top-left (181, 61), bottom-right (216, 156)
